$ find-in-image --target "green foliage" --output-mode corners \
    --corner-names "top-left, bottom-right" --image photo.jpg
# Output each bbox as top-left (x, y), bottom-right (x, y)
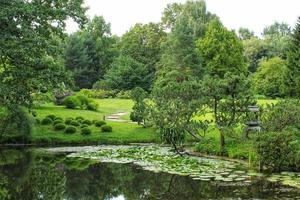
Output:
top-left (54, 123), bottom-right (66, 131)
top-left (255, 130), bottom-right (300, 172)
top-left (116, 90), bottom-right (132, 99)
top-left (130, 87), bottom-right (148, 126)
top-left (75, 116), bottom-right (84, 121)
top-left (80, 124), bottom-right (88, 129)
top-left (63, 96), bottom-right (81, 109)
top-left (64, 126), bottom-right (77, 134)
top-left (70, 120), bottom-right (80, 127)
top-left (0, 0), bottom-right (87, 108)
top-left (86, 101), bottom-right (98, 111)
top-left (95, 121), bottom-right (106, 127)
top-left (82, 119), bottom-right (92, 125)
top-left (101, 125), bottom-right (112, 132)
top-left (53, 119), bottom-right (63, 125)
top-left (65, 118), bottom-right (73, 125)
top-left (252, 57), bottom-right (288, 98)
top-left (262, 100), bottom-right (300, 132)
top-left (197, 20), bottom-right (246, 78)
top-left (286, 17), bottom-right (300, 96)
top-left (41, 117), bottom-right (53, 125)
top-left (81, 127), bottom-right (92, 135)
top-left (46, 115), bottom-right (56, 121)
top-left (238, 27), bottom-right (255, 40)
top-left (103, 56), bottom-right (151, 91)
top-left (64, 16), bottom-right (118, 89)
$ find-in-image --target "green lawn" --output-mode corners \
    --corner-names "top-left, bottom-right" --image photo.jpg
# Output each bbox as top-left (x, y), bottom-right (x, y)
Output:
top-left (32, 99), bottom-right (157, 145)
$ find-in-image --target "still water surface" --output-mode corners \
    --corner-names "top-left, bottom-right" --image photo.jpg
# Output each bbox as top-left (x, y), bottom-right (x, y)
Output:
top-left (0, 148), bottom-right (300, 200)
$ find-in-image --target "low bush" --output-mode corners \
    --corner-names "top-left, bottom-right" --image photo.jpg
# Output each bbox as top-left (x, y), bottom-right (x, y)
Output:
top-left (70, 120), bottom-right (80, 127)
top-left (82, 119), bottom-right (92, 125)
top-left (53, 119), bottom-right (63, 125)
top-left (63, 96), bottom-right (80, 109)
top-left (41, 117), bottom-right (53, 125)
top-left (65, 126), bottom-right (77, 134)
top-left (65, 118), bottom-right (73, 125)
top-left (54, 117), bottom-right (63, 121)
top-left (87, 101), bottom-right (98, 111)
top-left (80, 124), bottom-right (88, 129)
top-left (81, 127), bottom-right (92, 135)
top-left (116, 90), bottom-right (132, 99)
top-left (75, 116), bottom-right (84, 121)
top-left (95, 120), bottom-right (106, 127)
top-left (54, 123), bottom-right (66, 131)
top-left (77, 89), bottom-right (93, 98)
top-left (101, 125), bottom-right (112, 132)
top-left (46, 114), bottom-right (56, 121)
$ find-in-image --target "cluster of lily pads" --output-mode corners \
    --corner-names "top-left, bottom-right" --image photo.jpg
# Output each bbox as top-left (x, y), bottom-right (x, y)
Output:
top-left (69, 146), bottom-right (254, 185)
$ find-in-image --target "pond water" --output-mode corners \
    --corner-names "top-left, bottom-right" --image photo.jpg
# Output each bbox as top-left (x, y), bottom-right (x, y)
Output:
top-left (0, 147), bottom-right (300, 200)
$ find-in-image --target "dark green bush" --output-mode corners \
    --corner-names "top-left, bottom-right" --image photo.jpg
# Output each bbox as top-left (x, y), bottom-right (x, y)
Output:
top-left (80, 124), bottom-right (88, 129)
top-left (81, 127), bottom-right (92, 135)
top-left (75, 116), bottom-right (84, 121)
top-left (41, 117), bottom-right (53, 125)
top-left (53, 119), bottom-right (63, 125)
top-left (63, 96), bottom-right (80, 109)
top-left (65, 126), bottom-right (77, 134)
top-left (255, 130), bottom-right (300, 172)
top-left (36, 119), bottom-right (41, 124)
top-left (82, 119), bottom-right (92, 125)
top-left (54, 123), bottom-right (66, 131)
top-left (87, 101), bottom-right (98, 111)
top-left (70, 120), bottom-right (80, 126)
top-left (95, 120), bottom-right (106, 127)
top-left (65, 118), bottom-right (73, 125)
top-left (46, 114), bottom-right (56, 121)
top-left (54, 117), bottom-right (63, 121)
top-left (101, 125), bottom-right (112, 132)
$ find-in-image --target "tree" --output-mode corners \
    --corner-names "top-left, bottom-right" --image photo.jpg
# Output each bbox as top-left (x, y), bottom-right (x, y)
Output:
top-left (252, 57), bottom-right (288, 98)
top-left (130, 87), bottom-right (148, 126)
top-left (238, 27), bottom-right (255, 40)
top-left (119, 23), bottom-right (166, 89)
top-left (64, 16), bottom-right (118, 89)
top-left (150, 71), bottom-right (207, 153)
top-left (197, 20), bottom-right (246, 78)
top-left (161, 3), bottom-right (183, 30)
top-left (286, 17), bottom-right (300, 96)
top-left (203, 74), bottom-right (254, 155)
top-left (103, 56), bottom-right (150, 91)
top-left (242, 37), bottom-right (268, 73)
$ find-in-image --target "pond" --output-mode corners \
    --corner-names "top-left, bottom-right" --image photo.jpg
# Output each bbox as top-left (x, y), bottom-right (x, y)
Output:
top-left (0, 147), bottom-right (300, 200)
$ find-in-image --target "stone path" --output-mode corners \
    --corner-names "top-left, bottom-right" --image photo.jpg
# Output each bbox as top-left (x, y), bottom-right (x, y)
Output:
top-left (105, 112), bottom-right (129, 122)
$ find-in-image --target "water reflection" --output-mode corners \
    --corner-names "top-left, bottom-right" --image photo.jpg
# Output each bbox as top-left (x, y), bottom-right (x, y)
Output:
top-left (0, 148), bottom-right (299, 200)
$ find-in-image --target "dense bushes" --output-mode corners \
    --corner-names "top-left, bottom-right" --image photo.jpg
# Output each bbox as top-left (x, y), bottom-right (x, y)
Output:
top-left (81, 127), bottom-right (92, 135)
top-left (63, 95), bottom-right (98, 111)
top-left (54, 123), bottom-right (66, 131)
top-left (101, 125), bottom-right (112, 132)
top-left (65, 126), bottom-right (77, 134)
top-left (95, 121), bottom-right (106, 127)
top-left (41, 117), bottom-right (52, 125)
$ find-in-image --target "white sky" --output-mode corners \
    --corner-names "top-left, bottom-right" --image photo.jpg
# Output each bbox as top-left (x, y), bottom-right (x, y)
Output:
top-left (66, 0), bottom-right (300, 36)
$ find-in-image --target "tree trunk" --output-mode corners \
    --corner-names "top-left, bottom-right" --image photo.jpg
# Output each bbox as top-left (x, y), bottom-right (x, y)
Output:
top-left (220, 130), bottom-right (226, 156)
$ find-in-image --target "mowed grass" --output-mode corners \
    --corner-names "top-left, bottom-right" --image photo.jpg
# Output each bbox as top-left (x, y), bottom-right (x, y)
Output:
top-left (32, 99), bottom-right (157, 145)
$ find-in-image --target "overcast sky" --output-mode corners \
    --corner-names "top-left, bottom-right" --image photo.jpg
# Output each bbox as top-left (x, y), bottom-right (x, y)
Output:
top-left (66, 0), bottom-right (300, 36)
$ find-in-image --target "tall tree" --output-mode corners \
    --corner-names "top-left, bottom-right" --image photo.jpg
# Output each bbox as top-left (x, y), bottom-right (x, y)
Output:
top-left (119, 23), bottom-right (166, 89)
top-left (64, 16), bottom-right (118, 89)
top-left (238, 27), bottom-right (255, 40)
top-left (197, 20), bottom-right (246, 78)
top-left (286, 17), bottom-right (300, 96)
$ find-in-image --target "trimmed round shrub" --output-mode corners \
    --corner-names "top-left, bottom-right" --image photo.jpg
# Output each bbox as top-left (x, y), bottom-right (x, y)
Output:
top-left (82, 119), bottom-right (92, 125)
top-left (53, 119), bottom-right (63, 125)
top-left (65, 118), bottom-right (73, 125)
top-left (87, 102), bottom-right (98, 111)
top-left (65, 126), bottom-right (77, 134)
top-left (54, 117), bottom-right (63, 121)
top-left (36, 119), bottom-right (41, 124)
top-left (80, 124), bottom-right (88, 129)
top-left (95, 120), bottom-right (106, 127)
top-left (76, 116), bottom-right (84, 121)
top-left (63, 96), bottom-right (80, 109)
top-left (41, 117), bottom-right (53, 125)
top-left (81, 127), bottom-right (92, 135)
top-left (101, 125), bottom-right (112, 132)
top-left (70, 120), bottom-right (80, 126)
top-left (54, 123), bottom-right (66, 131)
top-left (46, 114), bottom-right (56, 121)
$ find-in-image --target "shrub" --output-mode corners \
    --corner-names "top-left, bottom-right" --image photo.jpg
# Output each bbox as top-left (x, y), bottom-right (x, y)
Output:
top-left (80, 124), bottom-right (88, 129)
top-left (54, 123), bottom-right (66, 131)
top-left (255, 130), bottom-right (300, 172)
top-left (75, 116), bottom-right (84, 121)
top-left (54, 117), bottom-right (63, 121)
top-left (81, 127), bottom-right (92, 135)
top-left (101, 125), bottom-right (112, 132)
top-left (77, 89), bottom-right (93, 98)
top-left (116, 90), bottom-right (132, 99)
top-left (36, 119), bottom-right (41, 124)
top-left (87, 101), bottom-right (98, 111)
top-left (63, 96), bottom-right (80, 109)
top-left (41, 117), bottom-right (53, 125)
top-left (53, 119), bottom-right (63, 125)
top-left (46, 114), bottom-right (56, 121)
top-left (65, 118), bottom-right (73, 125)
top-left (82, 119), bottom-right (92, 125)
top-left (76, 94), bottom-right (90, 108)
top-left (95, 120), bottom-right (106, 127)
top-left (64, 126), bottom-right (77, 134)
top-left (70, 120), bottom-right (80, 127)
